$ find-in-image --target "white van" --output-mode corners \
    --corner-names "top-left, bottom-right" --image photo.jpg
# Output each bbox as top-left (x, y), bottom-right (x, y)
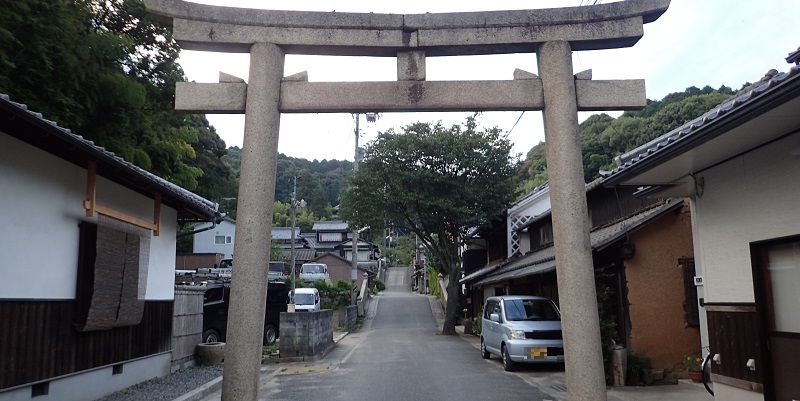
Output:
top-left (292, 288), bottom-right (321, 312)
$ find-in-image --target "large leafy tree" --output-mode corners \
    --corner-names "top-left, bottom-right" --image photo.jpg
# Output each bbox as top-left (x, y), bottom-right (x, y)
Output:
top-left (340, 116), bottom-right (519, 334)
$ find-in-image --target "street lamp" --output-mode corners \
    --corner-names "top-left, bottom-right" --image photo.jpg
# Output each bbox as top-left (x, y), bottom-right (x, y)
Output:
top-left (289, 176), bottom-right (306, 311)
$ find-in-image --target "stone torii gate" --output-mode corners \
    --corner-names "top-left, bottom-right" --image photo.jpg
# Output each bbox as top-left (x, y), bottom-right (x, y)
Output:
top-left (145, 1), bottom-right (669, 399)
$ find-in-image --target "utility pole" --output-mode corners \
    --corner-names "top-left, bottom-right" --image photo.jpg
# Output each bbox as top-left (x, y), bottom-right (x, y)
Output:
top-left (289, 175), bottom-right (300, 311)
top-left (350, 113), bottom-right (360, 306)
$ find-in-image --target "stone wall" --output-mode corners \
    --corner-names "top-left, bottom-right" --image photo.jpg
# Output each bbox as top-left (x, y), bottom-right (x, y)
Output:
top-left (279, 310), bottom-right (333, 359)
top-left (334, 305), bottom-right (358, 331)
top-left (172, 285), bottom-right (204, 371)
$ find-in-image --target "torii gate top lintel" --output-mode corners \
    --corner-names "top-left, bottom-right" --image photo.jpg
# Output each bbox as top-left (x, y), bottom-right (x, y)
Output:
top-left (144, 0), bottom-right (669, 56)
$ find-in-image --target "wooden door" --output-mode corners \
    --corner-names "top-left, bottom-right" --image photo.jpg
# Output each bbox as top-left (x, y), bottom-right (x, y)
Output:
top-left (753, 239), bottom-right (800, 401)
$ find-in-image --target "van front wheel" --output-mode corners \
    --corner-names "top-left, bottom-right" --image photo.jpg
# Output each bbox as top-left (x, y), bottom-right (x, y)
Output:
top-left (263, 324), bottom-right (278, 345)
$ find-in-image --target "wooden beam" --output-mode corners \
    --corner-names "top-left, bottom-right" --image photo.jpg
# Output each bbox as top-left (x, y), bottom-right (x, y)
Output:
top-left (83, 160), bottom-right (162, 236)
top-left (85, 161), bottom-right (97, 217)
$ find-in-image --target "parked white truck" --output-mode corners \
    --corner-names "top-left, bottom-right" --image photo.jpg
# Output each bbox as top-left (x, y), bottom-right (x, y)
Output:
top-left (299, 263), bottom-right (330, 283)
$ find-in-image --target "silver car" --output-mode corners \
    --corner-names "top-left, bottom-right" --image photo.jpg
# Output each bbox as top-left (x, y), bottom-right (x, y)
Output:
top-left (480, 295), bottom-right (565, 371)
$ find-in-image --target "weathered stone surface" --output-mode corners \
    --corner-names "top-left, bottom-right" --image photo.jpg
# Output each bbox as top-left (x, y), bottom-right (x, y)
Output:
top-left (575, 69), bottom-right (593, 80)
top-left (538, 40), bottom-right (607, 401)
top-left (175, 79), bottom-right (644, 113)
top-left (282, 70), bottom-right (308, 81)
top-left (145, 0), bottom-right (670, 55)
top-left (513, 68), bottom-right (538, 80)
top-left (175, 82), bottom-right (246, 114)
top-left (576, 79), bottom-right (645, 110)
top-left (397, 51), bottom-right (426, 81)
top-left (221, 42), bottom-right (284, 401)
top-left (219, 72), bottom-right (245, 83)
top-left (280, 80), bottom-right (543, 112)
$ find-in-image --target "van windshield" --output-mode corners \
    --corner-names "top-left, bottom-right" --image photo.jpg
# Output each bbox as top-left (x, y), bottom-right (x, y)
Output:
top-left (295, 293), bottom-right (315, 305)
top-left (269, 263), bottom-right (283, 272)
top-left (504, 299), bottom-right (561, 321)
top-left (302, 264), bottom-right (324, 273)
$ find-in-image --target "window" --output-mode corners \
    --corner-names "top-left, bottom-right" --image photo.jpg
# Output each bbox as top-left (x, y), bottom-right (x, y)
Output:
top-left (215, 235), bottom-right (232, 245)
top-left (484, 300), bottom-right (501, 319)
top-left (319, 232), bottom-right (342, 242)
top-left (539, 223), bottom-right (553, 246)
top-left (680, 258), bottom-right (700, 327)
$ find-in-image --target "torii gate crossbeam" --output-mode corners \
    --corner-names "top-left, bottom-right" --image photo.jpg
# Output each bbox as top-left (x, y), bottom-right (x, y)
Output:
top-left (145, 1), bottom-right (670, 400)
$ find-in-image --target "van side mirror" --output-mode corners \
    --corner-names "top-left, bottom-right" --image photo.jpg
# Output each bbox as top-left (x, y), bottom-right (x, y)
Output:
top-left (490, 313), bottom-right (501, 322)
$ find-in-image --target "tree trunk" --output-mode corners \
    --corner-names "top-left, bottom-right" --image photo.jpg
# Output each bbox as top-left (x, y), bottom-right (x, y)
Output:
top-left (441, 271), bottom-right (461, 335)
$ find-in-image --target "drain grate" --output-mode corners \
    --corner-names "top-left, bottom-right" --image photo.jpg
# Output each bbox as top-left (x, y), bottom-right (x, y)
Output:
top-left (550, 384), bottom-right (567, 392)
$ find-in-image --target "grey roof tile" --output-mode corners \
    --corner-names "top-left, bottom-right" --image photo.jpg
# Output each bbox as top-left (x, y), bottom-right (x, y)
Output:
top-left (606, 66), bottom-right (800, 179)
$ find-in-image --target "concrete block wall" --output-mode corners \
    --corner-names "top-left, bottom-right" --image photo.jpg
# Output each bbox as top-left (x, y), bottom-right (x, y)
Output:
top-left (337, 306), bottom-right (358, 331)
top-left (172, 285), bottom-right (205, 370)
top-left (279, 310), bottom-right (333, 358)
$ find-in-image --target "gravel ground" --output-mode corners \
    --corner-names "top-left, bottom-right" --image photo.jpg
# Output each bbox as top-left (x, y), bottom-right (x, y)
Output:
top-left (94, 365), bottom-right (223, 401)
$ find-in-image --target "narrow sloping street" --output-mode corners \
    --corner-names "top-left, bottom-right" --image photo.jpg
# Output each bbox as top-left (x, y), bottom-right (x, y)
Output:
top-left (257, 266), bottom-right (553, 401)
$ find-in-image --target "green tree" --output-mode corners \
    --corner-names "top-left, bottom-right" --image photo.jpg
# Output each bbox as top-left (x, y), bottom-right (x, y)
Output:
top-left (0, 0), bottom-right (221, 191)
top-left (340, 116), bottom-right (519, 334)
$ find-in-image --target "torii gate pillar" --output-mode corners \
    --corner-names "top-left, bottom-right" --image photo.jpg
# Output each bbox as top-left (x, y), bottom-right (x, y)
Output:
top-left (539, 41), bottom-right (606, 399)
top-left (222, 43), bottom-right (284, 401)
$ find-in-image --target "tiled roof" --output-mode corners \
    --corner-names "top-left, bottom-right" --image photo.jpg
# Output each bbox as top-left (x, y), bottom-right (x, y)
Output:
top-left (272, 227), bottom-right (300, 240)
top-left (281, 248), bottom-right (316, 262)
top-left (0, 93), bottom-right (218, 219)
top-left (787, 46), bottom-right (800, 65)
top-left (469, 198), bottom-right (684, 287)
top-left (312, 220), bottom-right (349, 231)
top-left (605, 65), bottom-right (800, 182)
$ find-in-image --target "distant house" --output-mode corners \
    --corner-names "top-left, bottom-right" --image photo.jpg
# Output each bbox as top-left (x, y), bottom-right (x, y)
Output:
top-left (0, 94), bottom-right (218, 401)
top-left (192, 216), bottom-right (236, 258)
top-left (463, 179), bottom-right (699, 377)
top-left (312, 220), bottom-right (352, 254)
top-left (311, 252), bottom-right (372, 288)
top-left (192, 221), bottom-right (310, 261)
top-left (603, 60), bottom-right (800, 400)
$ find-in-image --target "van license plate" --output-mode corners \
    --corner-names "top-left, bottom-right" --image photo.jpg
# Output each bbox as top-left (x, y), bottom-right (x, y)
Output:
top-left (527, 347), bottom-right (548, 359)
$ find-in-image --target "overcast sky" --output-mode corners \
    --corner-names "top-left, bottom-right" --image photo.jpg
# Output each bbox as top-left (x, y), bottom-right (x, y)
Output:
top-left (177, 0), bottom-right (800, 162)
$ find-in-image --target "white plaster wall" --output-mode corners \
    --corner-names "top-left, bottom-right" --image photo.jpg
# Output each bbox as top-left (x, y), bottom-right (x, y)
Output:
top-left (193, 219), bottom-right (235, 258)
top-left (0, 134), bottom-right (179, 300)
top-left (0, 353), bottom-right (170, 401)
top-left (695, 132), bottom-right (800, 303)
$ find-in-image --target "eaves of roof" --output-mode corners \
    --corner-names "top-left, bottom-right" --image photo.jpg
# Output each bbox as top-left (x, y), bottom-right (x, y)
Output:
top-left (460, 258), bottom-right (508, 284)
top-left (471, 198), bottom-right (684, 287)
top-left (602, 65), bottom-right (800, 187)
top-left (312, 221), bottom-right (350, 231)
top-left (1, 94), bottom-right (218, 220)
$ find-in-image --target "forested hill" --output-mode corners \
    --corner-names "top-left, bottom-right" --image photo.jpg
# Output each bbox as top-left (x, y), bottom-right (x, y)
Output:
top-left (224, 147), bottom-right (353, 218)
top-left (515, 85), bottom-right (737, 193)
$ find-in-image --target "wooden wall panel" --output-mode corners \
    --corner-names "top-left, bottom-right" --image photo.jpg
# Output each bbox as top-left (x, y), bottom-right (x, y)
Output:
top-left (706, 306), bottom-right (763, 389)
top-left (0, 300), bottom-right (172, 390)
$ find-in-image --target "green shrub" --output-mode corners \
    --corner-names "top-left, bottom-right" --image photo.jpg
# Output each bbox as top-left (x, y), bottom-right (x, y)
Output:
top-left (626, 354), bottom-right (650, 386)
top-left (314, 279), bottom-right (352, 309)
top-left (472, 317), bottom-right (482, 334)
top-left (374, 278), bottom-right (386, 291)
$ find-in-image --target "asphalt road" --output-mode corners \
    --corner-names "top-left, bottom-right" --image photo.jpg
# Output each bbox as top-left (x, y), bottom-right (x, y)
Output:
top-left (259, 266), bottom-right (554, 401)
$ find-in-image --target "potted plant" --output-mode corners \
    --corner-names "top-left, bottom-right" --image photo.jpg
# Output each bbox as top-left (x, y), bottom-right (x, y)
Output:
top-left (684, 354), bottom-right (704, 383)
